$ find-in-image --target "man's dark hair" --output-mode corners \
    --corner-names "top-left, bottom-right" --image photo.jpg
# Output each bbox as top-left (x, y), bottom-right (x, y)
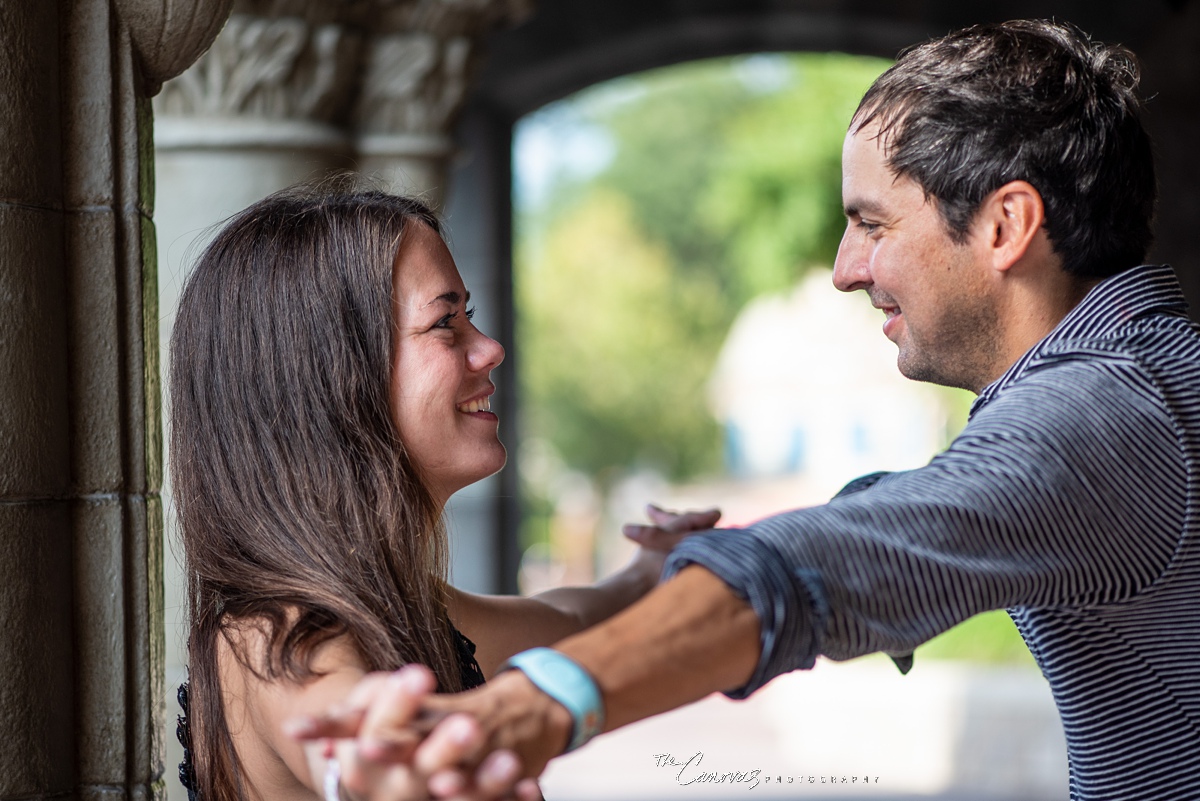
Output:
top-left (853, 19), bottom-right (1156, 279)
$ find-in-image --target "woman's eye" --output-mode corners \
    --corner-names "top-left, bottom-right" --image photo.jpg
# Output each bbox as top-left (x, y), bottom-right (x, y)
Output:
top-left (433, 307), bottom-right (475, 330)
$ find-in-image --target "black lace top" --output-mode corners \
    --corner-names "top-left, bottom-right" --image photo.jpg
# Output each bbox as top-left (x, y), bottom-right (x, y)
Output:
top-left (177, 626), bottom-right (487, 800)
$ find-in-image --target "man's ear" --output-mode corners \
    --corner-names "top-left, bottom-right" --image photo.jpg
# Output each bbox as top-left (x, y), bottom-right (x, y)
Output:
top-left (976, 181), bottom-right (1046, 273)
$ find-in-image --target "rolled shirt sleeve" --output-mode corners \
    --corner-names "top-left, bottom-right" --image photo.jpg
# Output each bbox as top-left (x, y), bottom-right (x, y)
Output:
top-left (663, 353), bottom-right (1185, 698)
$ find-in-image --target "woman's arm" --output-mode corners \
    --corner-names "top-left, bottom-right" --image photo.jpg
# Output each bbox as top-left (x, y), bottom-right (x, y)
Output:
top-left (447, 507), bottom-right (720, 677)
top-left (215, 624), bottom-right (372, 799)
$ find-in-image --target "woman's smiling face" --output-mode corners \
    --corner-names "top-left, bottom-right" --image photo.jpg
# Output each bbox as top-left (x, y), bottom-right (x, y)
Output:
top-left (390, 221), bottom-right (506, 507)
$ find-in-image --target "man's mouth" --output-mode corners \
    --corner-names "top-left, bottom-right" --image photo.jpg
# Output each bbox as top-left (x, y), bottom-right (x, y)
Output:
top-left (873, 298), bottom-right (900, 316)
top-left (877, 304), bottom-right (902, 337)
top-left (869, 289), bottom-right (899, 320)
top-left (457, 396), bottom-right (492, 414)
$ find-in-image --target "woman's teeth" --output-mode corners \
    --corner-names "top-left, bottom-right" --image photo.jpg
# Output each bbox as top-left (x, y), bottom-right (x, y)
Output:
top-left (457, 397), bottom-right (491, 413)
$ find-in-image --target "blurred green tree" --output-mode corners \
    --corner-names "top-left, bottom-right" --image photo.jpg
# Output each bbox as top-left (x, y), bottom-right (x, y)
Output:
top-left (518, 189), bottom-right (726, 484)
top-left (702, 55), bottom-right (889, 304)
top-left (517, 53), bottom-right (891, 484)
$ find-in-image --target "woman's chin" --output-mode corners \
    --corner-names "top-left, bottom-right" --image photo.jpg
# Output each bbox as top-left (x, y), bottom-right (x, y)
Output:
top-left (436, 446), bottom-right (508, 501)
top-left (479, 439), bottom-right (508, 477)
top-left (477, 448), bottom-right (508, 483)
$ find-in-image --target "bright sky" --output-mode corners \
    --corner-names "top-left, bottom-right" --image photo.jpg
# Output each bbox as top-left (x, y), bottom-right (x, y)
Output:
top-left (512, 53), bottom-right (796, 210)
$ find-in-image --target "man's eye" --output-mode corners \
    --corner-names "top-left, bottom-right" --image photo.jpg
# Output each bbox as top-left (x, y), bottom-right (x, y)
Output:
top-left (465, 306), bottom-right (476, 321)
top-left (859, 220), bottom-right (879, 234)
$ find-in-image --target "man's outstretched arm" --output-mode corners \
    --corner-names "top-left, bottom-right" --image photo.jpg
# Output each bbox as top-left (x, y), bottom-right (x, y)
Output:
top-left (418, 564), bottom-right (762, 791)
top-left (290, 564), bottom-right (762, 800)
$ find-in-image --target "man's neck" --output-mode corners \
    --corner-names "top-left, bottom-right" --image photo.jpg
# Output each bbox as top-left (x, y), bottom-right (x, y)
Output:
top-left (975, 274), bottom-right (1100, 393)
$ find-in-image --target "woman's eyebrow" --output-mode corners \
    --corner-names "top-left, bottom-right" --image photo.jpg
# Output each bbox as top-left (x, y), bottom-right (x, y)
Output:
top-left (421, 289), bottom-right (471, 309)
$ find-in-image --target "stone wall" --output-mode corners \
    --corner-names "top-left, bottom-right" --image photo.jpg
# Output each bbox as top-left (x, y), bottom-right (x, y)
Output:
top-left (0, 2), bottom-right (230, 798)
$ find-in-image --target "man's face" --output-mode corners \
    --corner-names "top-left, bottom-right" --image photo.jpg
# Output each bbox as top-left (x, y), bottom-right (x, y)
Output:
top-left (833, 123), bottom-right (1000, 392)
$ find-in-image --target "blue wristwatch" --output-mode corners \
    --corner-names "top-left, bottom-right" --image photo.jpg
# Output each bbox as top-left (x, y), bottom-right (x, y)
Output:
top-left (500, 647), bottom-right (604, 753)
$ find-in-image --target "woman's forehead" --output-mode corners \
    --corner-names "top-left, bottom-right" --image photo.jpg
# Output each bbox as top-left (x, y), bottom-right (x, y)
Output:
top-left (393, 224), bottom-right (467, 310)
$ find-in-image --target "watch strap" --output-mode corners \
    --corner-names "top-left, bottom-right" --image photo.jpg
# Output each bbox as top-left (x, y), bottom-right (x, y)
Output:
top-left (500, 647), bottom-right (604, 753)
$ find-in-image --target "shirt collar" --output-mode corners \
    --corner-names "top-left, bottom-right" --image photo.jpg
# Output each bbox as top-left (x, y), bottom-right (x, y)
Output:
top-left (971, 264), bottom-right (1189, 415)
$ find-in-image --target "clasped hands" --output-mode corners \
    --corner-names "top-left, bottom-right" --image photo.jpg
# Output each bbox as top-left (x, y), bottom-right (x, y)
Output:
top-left (287, 505), bottom-right (721, 801)
top-left (286, 662), bottom-right (545, 801)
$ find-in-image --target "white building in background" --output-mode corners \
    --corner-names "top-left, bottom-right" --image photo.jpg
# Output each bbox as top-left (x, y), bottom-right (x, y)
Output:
top-left (708, 267), bottom-right (962, 500)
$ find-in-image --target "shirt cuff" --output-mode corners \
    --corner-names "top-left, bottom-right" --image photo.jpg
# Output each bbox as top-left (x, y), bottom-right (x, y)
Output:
top-left (663, 528), bottom-right (826, 699)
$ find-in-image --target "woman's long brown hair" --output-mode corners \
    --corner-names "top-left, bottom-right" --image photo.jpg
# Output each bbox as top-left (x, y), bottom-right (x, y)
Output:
top-left (169, 181), bottom-right (467, 801)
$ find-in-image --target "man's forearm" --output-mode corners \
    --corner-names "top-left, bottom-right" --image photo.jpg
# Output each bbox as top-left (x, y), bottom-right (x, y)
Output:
top-left (414, 564), bottom-right (763, 789)
top-left (557, 564), bottom-right (762, 731)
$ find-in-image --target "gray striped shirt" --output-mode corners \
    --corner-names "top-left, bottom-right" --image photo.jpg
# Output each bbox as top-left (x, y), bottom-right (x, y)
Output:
top-left (664, 264), bottom-right (1200, 800)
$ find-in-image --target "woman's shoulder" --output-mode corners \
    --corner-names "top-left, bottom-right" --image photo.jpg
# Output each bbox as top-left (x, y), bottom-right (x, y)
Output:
top-left (216, 617), bottom-right (369, 799)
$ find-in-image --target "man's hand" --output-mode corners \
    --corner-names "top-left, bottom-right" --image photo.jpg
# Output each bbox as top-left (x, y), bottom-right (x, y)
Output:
top-left (415, 670), bottom-right (572, 799)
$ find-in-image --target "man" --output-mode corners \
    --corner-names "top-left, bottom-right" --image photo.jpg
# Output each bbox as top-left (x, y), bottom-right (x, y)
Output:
top-left (300, 20), bottom-right (1200, 801)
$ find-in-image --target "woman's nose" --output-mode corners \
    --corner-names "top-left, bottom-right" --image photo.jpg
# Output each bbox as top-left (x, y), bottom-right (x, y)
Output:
top-left (468, 325), bottom-right (505, 371)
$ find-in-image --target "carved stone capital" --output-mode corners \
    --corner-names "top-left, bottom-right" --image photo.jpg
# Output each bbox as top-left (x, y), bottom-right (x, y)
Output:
top-left (354, 0), bottom-right (533, 137)
top-left (153, 0), bottom-right (532, 196)
top-left (155, 2), bottom-right (362, 126)
top-left (116, 0), bottom-right (235, 95)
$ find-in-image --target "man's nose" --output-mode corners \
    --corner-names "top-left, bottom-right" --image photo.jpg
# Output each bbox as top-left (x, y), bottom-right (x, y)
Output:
top-left (832, 228), bottom-right (870, 293)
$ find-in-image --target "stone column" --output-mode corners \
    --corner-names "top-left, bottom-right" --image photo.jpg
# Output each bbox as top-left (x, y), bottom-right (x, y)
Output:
top-left (442, 105), bottom-right (523, 592)
top-left (354, 0), bottom-right (531, 205)
top-left (0, 1), bottom-right (229, 800)
top-left (153, 0), bottom-right (363, 212)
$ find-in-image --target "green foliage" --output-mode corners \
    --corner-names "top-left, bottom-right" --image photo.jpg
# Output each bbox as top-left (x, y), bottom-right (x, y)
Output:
top-left (517, 190), bottom-right (726, 483)
top-left (915, 609), bottom-right (1037, 665)
top-left (586, 62), bottom-right (762, 296)
top-left (702, 56), bottom-right (890, 304)
top-left (516, 53), bottom-right (891, 484)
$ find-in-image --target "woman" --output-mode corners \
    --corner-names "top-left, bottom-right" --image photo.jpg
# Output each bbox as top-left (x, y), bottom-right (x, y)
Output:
top-left (170, 182), bottom-right (716, 801)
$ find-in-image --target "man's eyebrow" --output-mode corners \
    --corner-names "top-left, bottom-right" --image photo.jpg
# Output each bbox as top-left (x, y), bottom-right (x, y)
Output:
top-left (421, 290), bottom-right (471, 309)
top-left (844, 199), bottom-right (885, 218)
